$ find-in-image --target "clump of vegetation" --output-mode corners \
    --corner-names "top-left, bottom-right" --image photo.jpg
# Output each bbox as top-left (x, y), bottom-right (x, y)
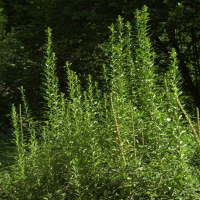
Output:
top-left (1, 5), bottom-right (200, 199)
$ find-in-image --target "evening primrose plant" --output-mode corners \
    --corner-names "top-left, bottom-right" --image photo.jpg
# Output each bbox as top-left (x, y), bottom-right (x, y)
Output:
top-left (1, 5), bottom-right (200, 200)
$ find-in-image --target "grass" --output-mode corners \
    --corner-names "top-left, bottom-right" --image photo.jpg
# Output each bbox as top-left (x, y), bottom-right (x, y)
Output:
top-left (1, 5), bottom-right (200, 199)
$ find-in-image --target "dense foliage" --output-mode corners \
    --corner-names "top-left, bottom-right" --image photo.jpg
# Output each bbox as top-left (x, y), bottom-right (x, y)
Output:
top-left (0, 6), bottom-right (200, 199)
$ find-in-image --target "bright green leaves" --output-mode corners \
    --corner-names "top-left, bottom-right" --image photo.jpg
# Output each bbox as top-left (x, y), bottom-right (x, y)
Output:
top-left (106, 15), bottom-right (134, 100)
top-left (42, 27), bottom-right (66, 137)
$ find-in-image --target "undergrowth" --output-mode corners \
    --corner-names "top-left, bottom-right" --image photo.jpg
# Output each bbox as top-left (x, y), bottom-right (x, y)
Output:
top-left (1, 5), bottom-right (200, 200)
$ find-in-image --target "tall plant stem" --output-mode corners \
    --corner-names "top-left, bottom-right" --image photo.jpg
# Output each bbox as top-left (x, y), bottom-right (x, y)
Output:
top-left (130, 103), bottom-right (137, 166)
top-left (110, 93), bottom-right (126, 165)
top-left (174, 87), bottom-right (200, 149)
top-left (19, 104), bottom-right (23, 144)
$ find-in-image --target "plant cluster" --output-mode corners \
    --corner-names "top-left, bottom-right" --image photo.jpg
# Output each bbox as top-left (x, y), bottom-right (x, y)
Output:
top-left (1, 6), bottom-right (200, 200)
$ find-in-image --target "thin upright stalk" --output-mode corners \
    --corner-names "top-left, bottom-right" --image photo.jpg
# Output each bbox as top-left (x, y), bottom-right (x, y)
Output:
top-left (110, 93), bottom-right (126, 165)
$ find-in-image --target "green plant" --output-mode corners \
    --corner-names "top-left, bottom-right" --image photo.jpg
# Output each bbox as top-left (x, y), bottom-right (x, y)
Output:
top-left (1, 6), bottom-right (200, 200)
